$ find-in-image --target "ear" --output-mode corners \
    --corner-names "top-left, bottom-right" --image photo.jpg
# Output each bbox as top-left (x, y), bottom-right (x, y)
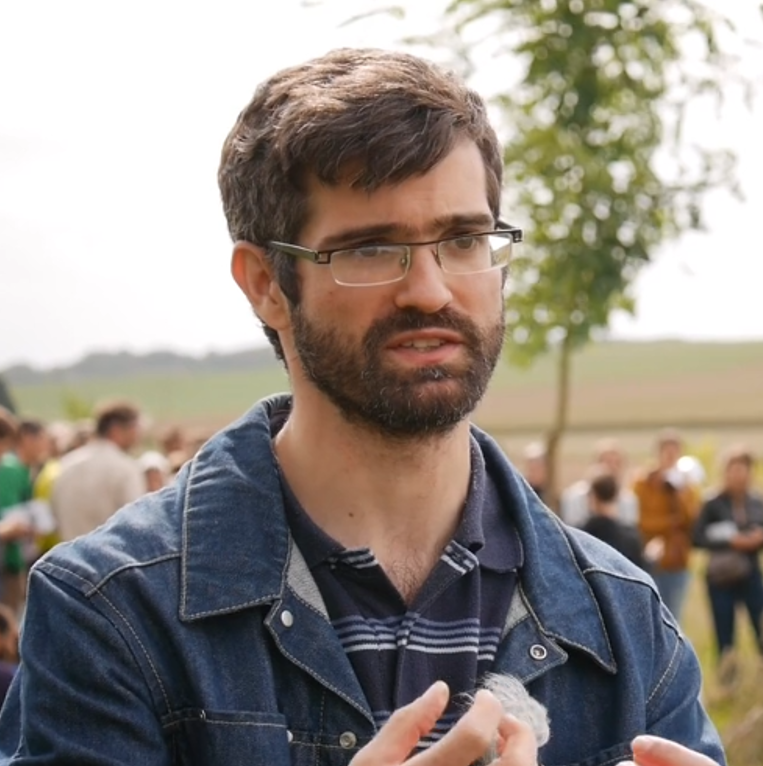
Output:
top-left (231, 241), bottom-right (291, 332)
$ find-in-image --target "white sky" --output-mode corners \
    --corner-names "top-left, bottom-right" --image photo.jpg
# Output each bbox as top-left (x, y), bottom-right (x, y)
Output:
top-left (1, 0), bottom-right (762, 369)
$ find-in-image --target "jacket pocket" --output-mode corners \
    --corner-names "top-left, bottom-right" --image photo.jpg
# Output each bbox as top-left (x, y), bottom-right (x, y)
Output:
top-left (546, 740), bottom-right (633, 766)
top-left (167, 709), bottom-right (291, 765)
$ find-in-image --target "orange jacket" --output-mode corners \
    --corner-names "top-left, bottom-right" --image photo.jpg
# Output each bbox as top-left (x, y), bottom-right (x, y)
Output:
top-left (633, 469), bottom-right (700, 571)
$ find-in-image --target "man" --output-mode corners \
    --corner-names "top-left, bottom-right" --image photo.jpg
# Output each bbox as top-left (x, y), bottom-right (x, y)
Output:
top-left (633, 429), bottom-right (700, 623)
top-left (582, 470), bottom-right (649, 572)
top-left (51, 400), bottom-right (145, 541)
top-left (561, 438), bottom-right (640, 528)
top-left (0, 49), bottom-right (723, 766)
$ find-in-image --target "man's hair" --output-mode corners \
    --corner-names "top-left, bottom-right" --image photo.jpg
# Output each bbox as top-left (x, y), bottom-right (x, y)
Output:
top-left (94, 401), bottom-right (140, 438)
top-left (589, 471), bottom-right (619, 504)
top-left (0, 407), bottom-right (18, 442)
top-left (18, 419), bottom-right (44, 439)
top-left (656, 427), bottom-right (682, 449)
top-left (721, 444), bottom-right (755, 471)
top-left (218, 47), bottom-right (504, 362)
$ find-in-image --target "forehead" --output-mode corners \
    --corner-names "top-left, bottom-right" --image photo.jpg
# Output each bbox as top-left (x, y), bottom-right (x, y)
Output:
top-left (299, 141), bottom-right (491, 246)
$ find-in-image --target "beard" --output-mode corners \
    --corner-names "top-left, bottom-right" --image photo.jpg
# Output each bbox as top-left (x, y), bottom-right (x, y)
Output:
top-left (291, 303), bottom-right (505, 440)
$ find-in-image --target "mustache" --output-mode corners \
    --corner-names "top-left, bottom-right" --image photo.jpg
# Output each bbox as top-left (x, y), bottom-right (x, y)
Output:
top-left (363, 307), bottom-right (482, 348)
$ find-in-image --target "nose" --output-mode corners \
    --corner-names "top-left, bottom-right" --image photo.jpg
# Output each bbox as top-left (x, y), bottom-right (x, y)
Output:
top-left (393, 245), bottom-right (453, 313)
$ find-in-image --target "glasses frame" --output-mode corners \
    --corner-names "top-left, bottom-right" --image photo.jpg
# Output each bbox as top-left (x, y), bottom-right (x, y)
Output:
top-left (267, 223), bottom-right (523, 287)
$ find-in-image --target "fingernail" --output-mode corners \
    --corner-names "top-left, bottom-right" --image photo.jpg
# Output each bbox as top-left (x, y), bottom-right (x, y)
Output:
top-left (632, 734), bottom-right (659, 751)
top-left (426, 680), bottom-right (449, 699)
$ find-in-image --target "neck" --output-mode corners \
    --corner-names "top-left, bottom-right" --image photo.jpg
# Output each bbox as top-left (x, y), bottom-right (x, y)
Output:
top-left (274, 392), bottom-right (473, 577)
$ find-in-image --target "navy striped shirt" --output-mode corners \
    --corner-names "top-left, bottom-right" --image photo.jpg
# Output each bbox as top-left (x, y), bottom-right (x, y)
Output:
top-left (281, 437), bottom-right (522, 747)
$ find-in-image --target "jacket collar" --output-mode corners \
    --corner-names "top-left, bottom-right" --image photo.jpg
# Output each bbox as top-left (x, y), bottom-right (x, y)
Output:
top-left (179, 394), bottom-right (615, 670)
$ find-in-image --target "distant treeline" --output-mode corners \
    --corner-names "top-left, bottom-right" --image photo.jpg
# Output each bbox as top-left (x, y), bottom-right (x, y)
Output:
top-left (1, 347), bottom-right (279, 386)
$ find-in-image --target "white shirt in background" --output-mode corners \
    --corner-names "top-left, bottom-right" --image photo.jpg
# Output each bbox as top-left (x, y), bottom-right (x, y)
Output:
top-left (51, 439), bottom-right (146, 541)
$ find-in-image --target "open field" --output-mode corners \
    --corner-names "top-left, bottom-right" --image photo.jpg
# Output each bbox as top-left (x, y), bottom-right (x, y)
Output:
top-left (11, 340), bottom-right (763, 484)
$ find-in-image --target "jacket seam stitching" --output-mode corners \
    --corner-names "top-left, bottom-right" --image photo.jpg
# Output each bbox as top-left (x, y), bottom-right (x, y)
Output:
top-left (646, 631), bottom-right (682, 706)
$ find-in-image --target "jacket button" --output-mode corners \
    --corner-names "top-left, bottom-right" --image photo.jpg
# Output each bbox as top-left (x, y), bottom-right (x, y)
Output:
top-left (339, 731), bottom-right (357, 749)
top-left (529, 644), bottom-right (548, 660)
top-left (286, 730), bottom-right (293, 743)
top-left (280, 610), bottom-right (294, 628)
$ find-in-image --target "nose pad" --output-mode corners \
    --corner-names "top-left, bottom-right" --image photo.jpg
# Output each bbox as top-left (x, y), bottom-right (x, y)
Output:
top-left (394, 245), bottom-right (452, 312)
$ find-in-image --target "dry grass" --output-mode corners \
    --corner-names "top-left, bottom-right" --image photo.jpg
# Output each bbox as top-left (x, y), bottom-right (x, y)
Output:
top-left (681, 553), bottom-right (763, 766)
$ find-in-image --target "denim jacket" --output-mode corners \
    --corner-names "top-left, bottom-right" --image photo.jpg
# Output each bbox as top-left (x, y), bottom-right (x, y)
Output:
top-left (0, 395), bottom-right (724, 766)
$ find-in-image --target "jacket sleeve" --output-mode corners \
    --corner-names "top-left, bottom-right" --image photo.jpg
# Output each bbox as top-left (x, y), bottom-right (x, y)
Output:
top-left (0, 567), bottom-right (170, 766)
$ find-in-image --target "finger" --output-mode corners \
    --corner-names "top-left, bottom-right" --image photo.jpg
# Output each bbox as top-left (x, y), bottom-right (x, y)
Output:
top-left (351, 681), bottom-right (450, 766)
top-left (493, 714), bottom-right (538, 765)
top-left (631, 735), bottom-right (718, 766)
top-left (410, 689), bottom-right (504, 766)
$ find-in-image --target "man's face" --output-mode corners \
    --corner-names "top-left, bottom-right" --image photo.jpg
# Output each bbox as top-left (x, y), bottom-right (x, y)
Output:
top-left (598, 448), bottom-right (623, 477)
top-left (114, 420), bottom-right (140, 452)
top-left (724, 460), bottom-right (751, 494)
top-left (18, 431), bottom-right (49, 467)
top-left (658, 440), bottom-right (682, 470)
top-left (283, 141), bottom-right (505, 439)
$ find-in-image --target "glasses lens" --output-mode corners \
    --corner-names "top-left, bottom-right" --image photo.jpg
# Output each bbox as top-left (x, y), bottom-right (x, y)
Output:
top-left (439, 232), bottom-right (514, 274)
top-left (330, 245), bottom-right (409, 286)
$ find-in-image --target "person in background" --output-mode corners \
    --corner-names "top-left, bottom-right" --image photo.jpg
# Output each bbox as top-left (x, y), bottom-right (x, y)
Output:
top-left (0, 419), bottom-right (48, 613)
top-left (633, 429), bottom-right (699, 623)
top-left (582, 470), bottom-right (649, 571)
top-left (0, 605), bottom-right (19, 704)
top-left (0, 48), bottom-right (722, 766)
top-left (521, 441), bottom-right (548, 503)
top-left (51, 400), bottom-right (145, 542)
top-left (137, 451), bottom-right (171, 493)
top-left (561, 438), bottom-right (639, 528)
top-left (692, 446), bottom-right (763, 686)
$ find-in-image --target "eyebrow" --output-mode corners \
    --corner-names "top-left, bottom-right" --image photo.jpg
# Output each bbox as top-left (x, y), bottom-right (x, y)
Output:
top-left (314, 212), bottom-right (497, 251)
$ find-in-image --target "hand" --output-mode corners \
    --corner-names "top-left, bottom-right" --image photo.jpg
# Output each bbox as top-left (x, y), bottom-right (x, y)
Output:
top-left (0, 512), bottom-right (33, 542)
top-left (618, 735), bottom-right (719, 766)
top-left (349, 681), bottom-right (539, 766)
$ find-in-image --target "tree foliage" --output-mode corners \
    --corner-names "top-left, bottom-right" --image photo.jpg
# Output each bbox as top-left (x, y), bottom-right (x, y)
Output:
top-left (437, 0), bottom-right (744, 504)
top-left (443, 0), bottom-right (739, 368)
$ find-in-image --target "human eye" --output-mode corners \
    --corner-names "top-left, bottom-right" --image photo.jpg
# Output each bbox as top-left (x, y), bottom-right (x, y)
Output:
top-left (338, 244), bottom-right (403, 260)
top-left (447, 234), bottom-right (482, 251)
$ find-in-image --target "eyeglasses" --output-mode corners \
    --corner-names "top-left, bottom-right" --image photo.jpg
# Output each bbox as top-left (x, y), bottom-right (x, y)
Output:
top-left (267, 225), bottom-right (523, 287)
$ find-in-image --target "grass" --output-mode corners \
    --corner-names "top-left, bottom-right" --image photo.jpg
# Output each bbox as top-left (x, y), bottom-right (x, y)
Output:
top-left (681, 553), bottom-right (763, 766)
top-left (11, 340), bottom-right (763, 432)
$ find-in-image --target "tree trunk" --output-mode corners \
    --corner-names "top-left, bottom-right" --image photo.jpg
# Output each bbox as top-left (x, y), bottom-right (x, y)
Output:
top-left (544, 333), bottom-right (573, 514)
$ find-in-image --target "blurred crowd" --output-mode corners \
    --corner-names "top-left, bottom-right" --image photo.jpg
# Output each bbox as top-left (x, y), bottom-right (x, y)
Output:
top-left (0, 403), bottom-right (761, 702)
top-left (520, 428), bottom-right (763, 690)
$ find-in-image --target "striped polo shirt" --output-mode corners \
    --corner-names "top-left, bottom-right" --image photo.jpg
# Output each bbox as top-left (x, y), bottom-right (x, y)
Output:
top-left (281, 436), bottom-right (523, 747)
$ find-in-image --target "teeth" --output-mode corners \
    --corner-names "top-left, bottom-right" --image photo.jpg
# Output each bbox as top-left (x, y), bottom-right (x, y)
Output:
top-left (401, 340), bottom-right (445, 349)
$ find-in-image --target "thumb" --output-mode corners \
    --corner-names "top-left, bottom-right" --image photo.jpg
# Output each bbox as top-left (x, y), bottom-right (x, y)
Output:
top-left (351, 681), bottom-right (449, 765)
top-left (631, 735), bottom-right (719, 766)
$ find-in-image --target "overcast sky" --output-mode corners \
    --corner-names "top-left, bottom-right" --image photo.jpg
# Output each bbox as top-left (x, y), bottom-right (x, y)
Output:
top-left (1, 0), bottom-right (762, 370)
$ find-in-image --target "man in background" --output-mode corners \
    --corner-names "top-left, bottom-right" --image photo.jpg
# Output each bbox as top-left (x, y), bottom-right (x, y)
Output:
top-left (561, 438), bottom-right (639, 528)
top-left (51, 400), bottom-right (145, 541)
top-left (582, 469), bottom-right (649, 571)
